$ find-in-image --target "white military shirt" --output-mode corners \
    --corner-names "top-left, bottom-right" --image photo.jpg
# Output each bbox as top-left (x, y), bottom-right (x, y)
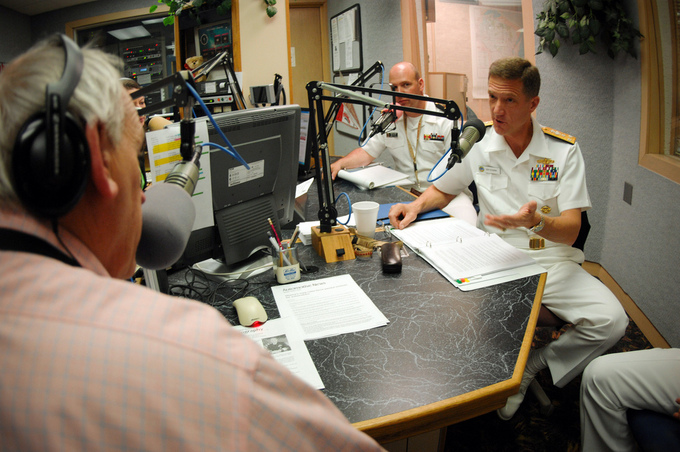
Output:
top-left (363, 101), bottom-right (454, 190)
top-left (434, 117), bottom-right (591, 252)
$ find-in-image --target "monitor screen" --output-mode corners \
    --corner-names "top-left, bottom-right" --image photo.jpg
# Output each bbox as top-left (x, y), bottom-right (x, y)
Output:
top-left (177, 105), bottom-right (301, 268)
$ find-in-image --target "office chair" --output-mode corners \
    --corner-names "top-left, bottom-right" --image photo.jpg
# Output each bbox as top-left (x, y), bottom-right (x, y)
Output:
top-left (529, 211), bottom-right (590, 416)
top-left (627, 408), bottom-right (680, 451)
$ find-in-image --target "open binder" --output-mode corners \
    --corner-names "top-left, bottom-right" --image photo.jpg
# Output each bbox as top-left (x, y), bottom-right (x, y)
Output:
top-left (337, 164), bottom-right (411, 190)
top-left (389, 217), bottom-right (545, 290)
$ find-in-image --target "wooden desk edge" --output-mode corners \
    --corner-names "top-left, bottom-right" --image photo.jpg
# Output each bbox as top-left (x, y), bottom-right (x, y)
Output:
top-left (353, 272), bottom-right (547, 444)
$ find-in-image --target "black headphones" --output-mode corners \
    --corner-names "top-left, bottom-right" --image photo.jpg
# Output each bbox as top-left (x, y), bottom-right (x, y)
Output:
top-left (12, 34), bottom-right (90, 218)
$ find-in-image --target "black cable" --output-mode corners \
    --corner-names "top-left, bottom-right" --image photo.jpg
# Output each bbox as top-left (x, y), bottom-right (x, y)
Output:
top-left (51, 219), bottom-right (81, 267)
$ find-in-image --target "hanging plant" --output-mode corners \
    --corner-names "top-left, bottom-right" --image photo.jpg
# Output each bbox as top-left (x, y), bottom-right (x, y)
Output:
top-left (535, 0), bottom-right (642, 59)
top-left (150, 0), bottom-right (276, 26)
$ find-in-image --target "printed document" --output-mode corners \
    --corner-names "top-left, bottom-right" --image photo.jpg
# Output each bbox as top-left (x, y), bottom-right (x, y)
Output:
top-left (146, 120), bottom-right (214, 230)
top-left (390, 217), bottom-right (544, 290)
top-left (271, 274), bottom-right (389, 340)
top-left (234, 317), bottom-right (324, 389)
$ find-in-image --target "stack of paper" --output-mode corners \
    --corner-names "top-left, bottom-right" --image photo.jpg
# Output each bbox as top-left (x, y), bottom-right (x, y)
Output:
top-left (390, 217), bottom-right (545, 290)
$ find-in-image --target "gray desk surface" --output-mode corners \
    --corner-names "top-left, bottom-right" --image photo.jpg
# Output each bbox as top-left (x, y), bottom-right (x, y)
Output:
top-left (178, 179), bottom-right (544, 443)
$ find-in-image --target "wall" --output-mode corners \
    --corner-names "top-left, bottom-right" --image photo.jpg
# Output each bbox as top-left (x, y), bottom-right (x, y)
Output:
top-left (602, 1), bottom-right (680, 347)
top-left (327, 0), bottom-right (403, 157)
top-left (531, 0), bottom-right (680, 347)
top-left (0, 5), bottom-right (31, 62)
top-left (238, 0), bottom-right (290, 100)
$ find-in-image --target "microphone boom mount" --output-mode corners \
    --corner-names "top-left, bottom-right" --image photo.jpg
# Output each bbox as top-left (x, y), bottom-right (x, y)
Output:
top-left (306, 80), bottom-right (463, 234)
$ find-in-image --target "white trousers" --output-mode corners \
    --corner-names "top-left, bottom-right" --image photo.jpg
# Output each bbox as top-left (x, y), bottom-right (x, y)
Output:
top-left (531, 252), bottom-right (628, 388)
top-left (580, 348), bottom-right (680, 451)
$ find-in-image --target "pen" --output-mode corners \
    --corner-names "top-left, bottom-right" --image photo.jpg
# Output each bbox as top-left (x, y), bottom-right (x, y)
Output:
top-left (288, 225), bottom-right (300, 248)
top-left (268, 234), bottom-right (291, 266)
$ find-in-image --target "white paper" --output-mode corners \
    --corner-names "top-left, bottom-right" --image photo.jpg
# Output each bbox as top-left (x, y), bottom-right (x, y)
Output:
top-left (390, 217), bottom-right (541, 288)
top-left (234, 318), bottom-right (324, 389)
top-left (272, 275), bottom-right (389, 340)
top-left (146, 120), bottom-right (214, 230)
top-left (295, 177), bottom-right (314, 199)
top-left (331, 18), bottom-right (340, 71)
top-left (337, 165), bottom-right (411, 190)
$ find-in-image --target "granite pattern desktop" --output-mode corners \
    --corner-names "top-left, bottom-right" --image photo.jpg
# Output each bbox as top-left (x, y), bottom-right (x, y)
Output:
top-left (182, 179), bottom-right (544, 444)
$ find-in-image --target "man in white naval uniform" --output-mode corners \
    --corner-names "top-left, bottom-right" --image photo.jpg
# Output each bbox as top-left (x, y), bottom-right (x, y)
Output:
top-left (388, 57), bottom-right (628, 420)
top-left (331, 61), bottom-right (477, 226)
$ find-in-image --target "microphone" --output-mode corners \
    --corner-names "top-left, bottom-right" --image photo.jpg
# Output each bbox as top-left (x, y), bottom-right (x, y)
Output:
top-left (446, 118), bottom-right (486, 170)
top-left (135, 183), bottom-right (196, 270)
top-left (368, 109), bottom-right (397, 139)
top-left (136, 120), bottom-right (200, 270)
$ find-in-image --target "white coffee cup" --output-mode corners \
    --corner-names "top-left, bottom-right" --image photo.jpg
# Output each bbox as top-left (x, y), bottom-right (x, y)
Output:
top-left (352, 201), bottom-right (380, 238)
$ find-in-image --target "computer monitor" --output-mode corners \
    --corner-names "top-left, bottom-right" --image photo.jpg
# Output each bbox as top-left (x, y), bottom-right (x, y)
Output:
top-left (177, 105), bottom-right (301, 268)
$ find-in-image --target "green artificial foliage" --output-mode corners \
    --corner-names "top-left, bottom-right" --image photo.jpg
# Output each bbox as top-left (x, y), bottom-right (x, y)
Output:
top-left (534, 0), bottom-right (642, 59)
top-left (150, 0), bottom-right (276, 25)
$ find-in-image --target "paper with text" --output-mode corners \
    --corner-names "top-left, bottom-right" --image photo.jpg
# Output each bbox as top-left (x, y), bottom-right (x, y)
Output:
top-left (390, 217), bottom-right (540, 288)
top-left (234, 317), bottom-right (324, 389)
top-left (272, 275), bottom-right (389, 341)
top-left (146, 120), bottom-right (214, 230)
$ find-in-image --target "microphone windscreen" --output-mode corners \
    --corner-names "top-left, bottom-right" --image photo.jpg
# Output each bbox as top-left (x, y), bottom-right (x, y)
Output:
top-left (465, 118), bottom-right (486, 140)
top-left (136, 183), bottom-right (196, 270)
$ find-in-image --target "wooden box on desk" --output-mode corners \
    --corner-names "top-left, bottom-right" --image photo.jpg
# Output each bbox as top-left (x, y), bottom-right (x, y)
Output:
top-left (311, 225), bottom-right (356, 263)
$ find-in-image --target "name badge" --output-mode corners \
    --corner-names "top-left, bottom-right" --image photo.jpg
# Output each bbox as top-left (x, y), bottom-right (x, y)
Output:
top-left (478, 165), bottom-right (500, 175)
top-left (386, 132), bottom-right (399, 138)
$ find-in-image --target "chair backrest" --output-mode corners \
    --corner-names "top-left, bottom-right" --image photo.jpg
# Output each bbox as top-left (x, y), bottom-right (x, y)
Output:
top-left (573, 211), bottom-right (590, 252)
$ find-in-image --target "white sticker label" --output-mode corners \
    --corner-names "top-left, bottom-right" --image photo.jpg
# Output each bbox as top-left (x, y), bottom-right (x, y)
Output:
top-left (228, 160), bottom-right (265, 186)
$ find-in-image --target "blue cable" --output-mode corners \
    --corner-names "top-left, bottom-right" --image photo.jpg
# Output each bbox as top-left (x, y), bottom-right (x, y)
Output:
top-left (334, 192), bottom-right (352, 225)
top-left (185, 83), bottom-right (250, 169)
top-left (427, 116), bottom-right (464, 183)
top-left (427, 145), bottom-right (453, 183)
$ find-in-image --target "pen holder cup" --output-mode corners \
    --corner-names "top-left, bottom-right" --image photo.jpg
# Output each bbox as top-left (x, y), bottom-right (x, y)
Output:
top-left (272, 245), bottom-right (301, 284)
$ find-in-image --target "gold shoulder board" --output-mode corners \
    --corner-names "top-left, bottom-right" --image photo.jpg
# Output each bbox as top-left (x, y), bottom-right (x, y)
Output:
top-left (542, 126), bottom-right (576, 144)
top-left (484, 120), bottom-right (493, 127)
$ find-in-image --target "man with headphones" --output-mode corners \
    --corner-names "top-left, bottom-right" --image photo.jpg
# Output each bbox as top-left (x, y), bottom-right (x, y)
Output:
top-left (0, 35), bottom-right (384, 451)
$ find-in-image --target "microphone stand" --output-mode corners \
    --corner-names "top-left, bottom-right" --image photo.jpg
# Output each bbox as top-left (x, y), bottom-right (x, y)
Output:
top-left (305, 81), bottom-right (463, 261)
top-left (131, 71), bottom-right (200, 288)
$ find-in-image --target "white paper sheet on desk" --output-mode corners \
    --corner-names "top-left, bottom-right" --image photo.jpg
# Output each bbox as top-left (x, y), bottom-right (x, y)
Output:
top-left (271, 274), bottom-right (389, 341)
top-left (337, 165), bottom-right (411, 190)
top-left (234, 317), bottom-right (324, 389)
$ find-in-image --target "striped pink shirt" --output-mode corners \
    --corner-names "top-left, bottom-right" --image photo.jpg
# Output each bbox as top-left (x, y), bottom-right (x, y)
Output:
top-left (0, 207), bottom-right (384, 451)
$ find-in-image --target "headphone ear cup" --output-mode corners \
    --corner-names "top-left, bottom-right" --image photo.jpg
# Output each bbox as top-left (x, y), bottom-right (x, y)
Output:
top-left (12, 111), bottom-right (90, 218)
